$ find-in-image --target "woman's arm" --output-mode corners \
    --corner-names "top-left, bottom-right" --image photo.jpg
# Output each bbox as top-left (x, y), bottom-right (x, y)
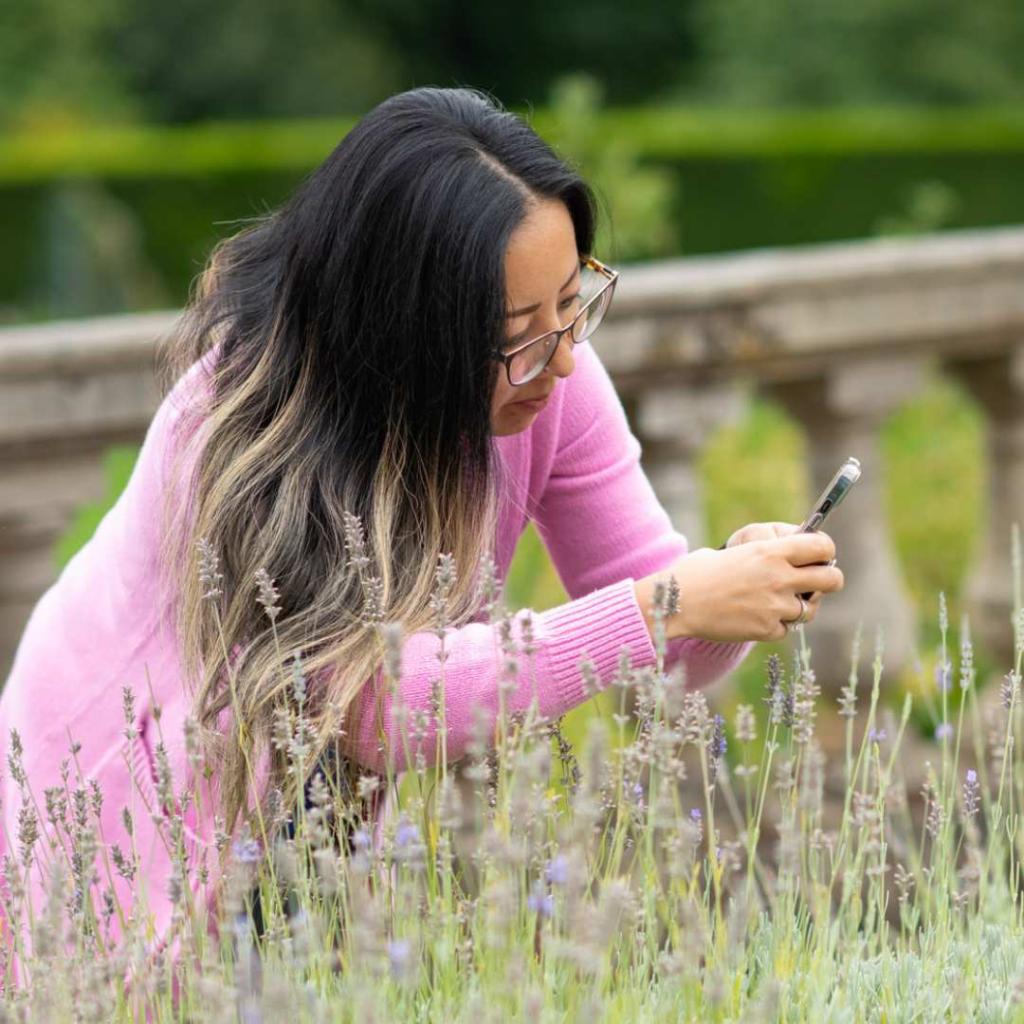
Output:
top-left (530, 342), bottom-right (755, 688)
top-left (339, 576), bottom-right (655, 773)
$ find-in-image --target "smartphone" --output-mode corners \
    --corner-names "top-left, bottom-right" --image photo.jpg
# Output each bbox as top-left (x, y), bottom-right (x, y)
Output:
top-left (800, 456), bottom-right (861, 533)
top-left (799, 456), bottom-right (861, 599)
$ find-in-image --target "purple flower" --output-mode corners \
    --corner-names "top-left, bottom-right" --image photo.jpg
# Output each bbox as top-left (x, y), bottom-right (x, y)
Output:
top-left (963, 768), bottom-right (980, 817)
top-left (868, 728), bottom-right (887, 743)
top-left (935, 722), bottom-right (954, 741)
top-left (231, 836), bottom-right (261, 865)
top-left (387, 938), bottom-right (412, 979)
top-left (545, 854), bottom-right (569, 887)
top-left (765, 653), bottom-right (786, 724)
top-left (528, 883), bottom-right (554, 918)
top-left (690, 807), bottom-right (702, 821)
top-left (632, 781), bottom-right (644, 800)
top-left (352, 827), bottom-right (372, 851)
top-left (395, 818), bottom-right (419, 848)
top-left (935, 660), bottom-right (953, 692)
top-left (710, 714), bottom-right (727, 761)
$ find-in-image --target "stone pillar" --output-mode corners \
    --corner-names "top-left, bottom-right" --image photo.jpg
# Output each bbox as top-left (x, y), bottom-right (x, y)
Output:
top-left (949, 344), bottom-right (1024, 666)
top-left (764, 358), bottom-right (923, 689)
top-left (632, 382), bottom-right (747, 550)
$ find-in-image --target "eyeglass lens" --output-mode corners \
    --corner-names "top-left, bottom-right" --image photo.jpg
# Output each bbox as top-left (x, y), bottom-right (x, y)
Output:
top-left (507, 265), bottom-right (614, 384)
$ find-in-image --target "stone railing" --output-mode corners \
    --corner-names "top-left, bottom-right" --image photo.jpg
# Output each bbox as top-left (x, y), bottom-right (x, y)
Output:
top-left (2, 225), bottom-right (1023, 687)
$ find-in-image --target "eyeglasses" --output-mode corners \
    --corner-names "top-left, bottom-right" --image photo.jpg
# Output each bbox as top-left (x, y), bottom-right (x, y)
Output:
top-left (492, 255), bottom-right (619, 386)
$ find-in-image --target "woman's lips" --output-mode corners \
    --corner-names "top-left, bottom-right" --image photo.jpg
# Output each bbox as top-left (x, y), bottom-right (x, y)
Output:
top-left (513, 391), bottom-right (552, 411)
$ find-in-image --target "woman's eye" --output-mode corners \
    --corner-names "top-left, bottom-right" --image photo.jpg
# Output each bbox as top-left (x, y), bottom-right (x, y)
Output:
top-left (504, 292), bottom-right (583, 350)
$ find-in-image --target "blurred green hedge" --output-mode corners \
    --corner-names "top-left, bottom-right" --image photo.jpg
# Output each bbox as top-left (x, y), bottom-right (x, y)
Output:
top-left (4, 107), bottom-right (1024, 183)
top-left (4, 106), bottom-right (1024, 322)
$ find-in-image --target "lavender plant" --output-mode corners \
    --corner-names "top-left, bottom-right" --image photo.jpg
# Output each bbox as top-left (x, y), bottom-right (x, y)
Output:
top-left (1, 519), bottom-right (1023, 1021)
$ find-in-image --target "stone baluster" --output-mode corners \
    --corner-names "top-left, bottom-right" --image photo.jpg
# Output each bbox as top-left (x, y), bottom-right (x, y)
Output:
top-left (632, 382), bottom-right (747, 550)
top-left (948, 344), bottom-right (1024, 667)
top-left (764, 358), bottom-right (924, 689)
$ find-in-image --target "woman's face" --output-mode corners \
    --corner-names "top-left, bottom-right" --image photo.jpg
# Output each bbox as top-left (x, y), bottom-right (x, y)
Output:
top-left (490, 198), bottom-right (580, 436)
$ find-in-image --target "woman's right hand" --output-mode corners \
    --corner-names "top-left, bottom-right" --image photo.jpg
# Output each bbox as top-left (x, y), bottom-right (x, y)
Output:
top-left (634, 533), bottom-right (844, 644)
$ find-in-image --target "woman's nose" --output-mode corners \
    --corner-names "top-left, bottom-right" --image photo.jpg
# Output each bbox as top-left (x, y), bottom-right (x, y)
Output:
top-left (545, 332), bottom-right (575, 379)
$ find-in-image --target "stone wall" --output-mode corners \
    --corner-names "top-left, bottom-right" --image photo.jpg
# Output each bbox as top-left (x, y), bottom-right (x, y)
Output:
top-left (2, 226), bottom-right (1023, 686)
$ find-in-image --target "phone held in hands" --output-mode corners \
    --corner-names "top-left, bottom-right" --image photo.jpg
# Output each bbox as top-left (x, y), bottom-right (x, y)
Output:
top-left (715, 456), bottom-right (861, 556)
top-left (800, 456), bottom-right (861, 533)
top-left (798, 455), bottom-right (861, 600)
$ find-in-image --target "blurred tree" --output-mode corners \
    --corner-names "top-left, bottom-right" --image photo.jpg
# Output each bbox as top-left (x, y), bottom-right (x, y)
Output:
top-left (544, 74), bottom-right (678, 260)
top-left (0, 0), bottom-right (137, 127)
top-left (108, 0), bottom-right (401, 122)
top-left (4, 0), bottom-right (1022, 127)
top-left (0, 0), bottom-right (693, 127)
top-left (689, 0), bottom-right (1024, 106)
top-left (0, 0), bottom-right (403, 128)
top-left (340, 0), bottom-right (697, 106)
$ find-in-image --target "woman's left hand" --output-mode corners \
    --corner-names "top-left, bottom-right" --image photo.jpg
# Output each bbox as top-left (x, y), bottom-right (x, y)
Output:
top-left (725, 521), bottom-right (832, 611)
top-left (724, 521), bottom-right (802, 547)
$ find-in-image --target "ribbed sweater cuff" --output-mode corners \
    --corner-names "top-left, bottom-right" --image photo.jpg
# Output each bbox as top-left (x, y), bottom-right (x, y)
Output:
top-left (535, 577), bottom-right (657, 718)
top-left (668, 636), bottom-right (755, 689)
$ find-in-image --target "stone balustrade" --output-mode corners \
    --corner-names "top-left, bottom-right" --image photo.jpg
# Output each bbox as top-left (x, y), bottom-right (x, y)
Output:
top-left (2, 226), bottom-right (1023, 687)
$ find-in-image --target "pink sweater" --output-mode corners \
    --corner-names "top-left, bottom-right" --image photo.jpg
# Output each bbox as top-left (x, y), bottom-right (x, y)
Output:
top-left (0, 338), bottom-right (752, 962)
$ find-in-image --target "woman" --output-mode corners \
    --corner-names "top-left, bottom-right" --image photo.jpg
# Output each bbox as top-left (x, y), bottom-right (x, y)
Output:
top-left (0, 86), bottom-right (842, 965)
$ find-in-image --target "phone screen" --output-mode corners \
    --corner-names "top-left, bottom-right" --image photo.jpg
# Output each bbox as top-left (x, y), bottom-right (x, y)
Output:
top-left (800, 456), bottom-right (861, 532)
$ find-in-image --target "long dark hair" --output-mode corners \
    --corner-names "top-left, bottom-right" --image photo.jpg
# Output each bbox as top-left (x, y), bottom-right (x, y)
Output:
top-left (157, 86), bottom-right (599, 831)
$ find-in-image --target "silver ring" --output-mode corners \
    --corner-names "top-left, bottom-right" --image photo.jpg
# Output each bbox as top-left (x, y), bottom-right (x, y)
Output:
top-left (786, 595), bottom-right (809, 627)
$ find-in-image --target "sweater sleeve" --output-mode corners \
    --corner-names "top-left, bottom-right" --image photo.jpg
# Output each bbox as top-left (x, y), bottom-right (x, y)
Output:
top-left (531, 342), bottom-right (755, 692)
top-left (340, 576), bottom-right (656, 773)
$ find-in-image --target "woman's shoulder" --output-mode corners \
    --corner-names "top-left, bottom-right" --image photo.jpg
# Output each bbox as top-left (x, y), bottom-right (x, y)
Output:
top-left (15, 346), bottom-right (220, 671)
top-left (152, 342), bottom-right (221, 468)
top-left (120, 343), bottom-right (221, 555)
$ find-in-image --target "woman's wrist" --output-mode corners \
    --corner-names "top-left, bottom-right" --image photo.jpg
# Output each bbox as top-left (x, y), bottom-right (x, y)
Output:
top-left (633, 577), bottom-right (656, 641)
top-left (633, 574), bottom-right (696, 642)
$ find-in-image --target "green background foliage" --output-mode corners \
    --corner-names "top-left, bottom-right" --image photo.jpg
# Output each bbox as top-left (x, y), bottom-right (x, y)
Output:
top-left (3, 0), bottom-right (1022, 129)
top-left (3, 100), bottom-right (1024, 323)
